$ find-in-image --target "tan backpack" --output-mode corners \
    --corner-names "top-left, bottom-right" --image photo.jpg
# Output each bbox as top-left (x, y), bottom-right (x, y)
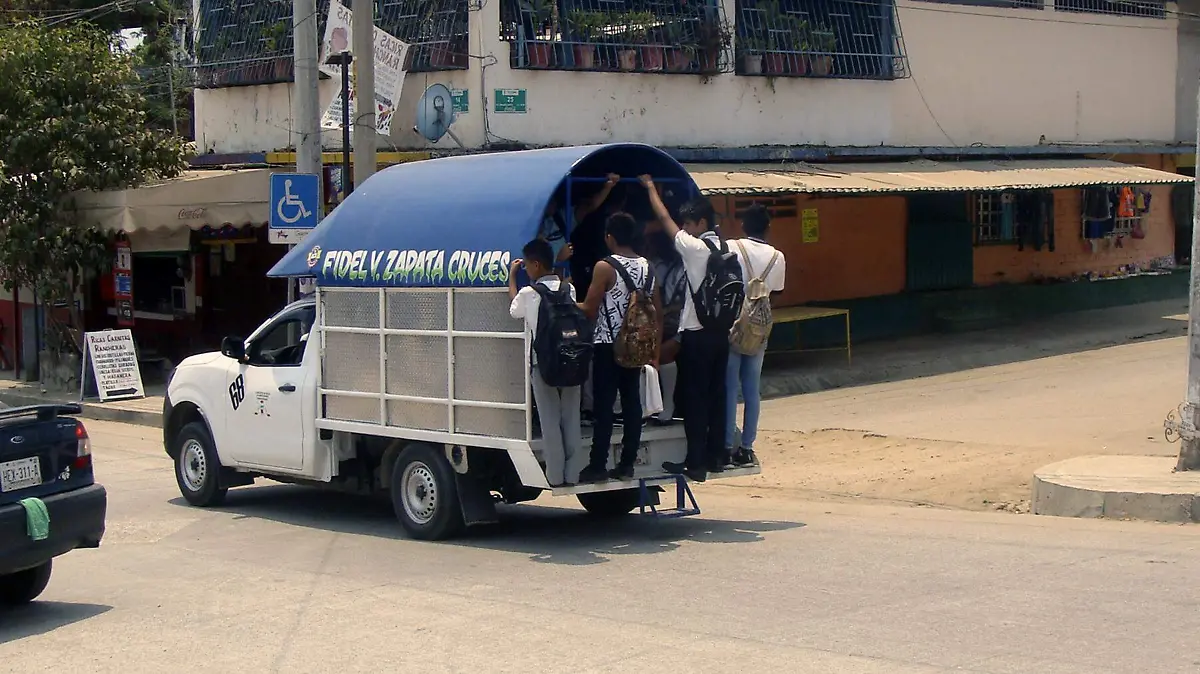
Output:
top-left (605, 256), bottom-right (660, 368)
top-left (729, 241), bottom-right (780, 355)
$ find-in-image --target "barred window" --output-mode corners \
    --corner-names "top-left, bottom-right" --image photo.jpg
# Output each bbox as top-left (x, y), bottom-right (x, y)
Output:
top-left (499, 0), bottom-right (735, 75)
top-left (735, 0), bottom-right (908, 80)
top-left (1053, 0), bottom-right (1166, 17)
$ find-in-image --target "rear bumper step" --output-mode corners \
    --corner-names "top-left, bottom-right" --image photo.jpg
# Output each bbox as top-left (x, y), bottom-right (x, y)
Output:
top-left (549, 465), bottom-right (761, 496)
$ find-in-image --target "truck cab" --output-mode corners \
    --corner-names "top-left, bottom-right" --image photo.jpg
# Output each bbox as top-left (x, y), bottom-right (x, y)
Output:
top-left (163, 143), bottom-right (761, 540)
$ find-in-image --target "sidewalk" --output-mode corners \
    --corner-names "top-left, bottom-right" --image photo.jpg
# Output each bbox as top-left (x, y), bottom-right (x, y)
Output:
top-left (0, 377), bottom-right (164, 427)
top-left (761, 298), bottom-right (1190, 399)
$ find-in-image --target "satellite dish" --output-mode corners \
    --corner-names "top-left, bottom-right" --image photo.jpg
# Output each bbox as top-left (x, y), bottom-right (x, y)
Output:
top-left (415, 83), bottom-right (459, 145)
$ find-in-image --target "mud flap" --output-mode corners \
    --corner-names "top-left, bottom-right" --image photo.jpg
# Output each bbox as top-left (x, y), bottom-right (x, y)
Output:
top-left (455, 471), bottom-right (498, 527)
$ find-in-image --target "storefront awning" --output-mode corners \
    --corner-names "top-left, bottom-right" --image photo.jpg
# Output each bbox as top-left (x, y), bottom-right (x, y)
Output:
top-left (685, 159), bottom-right (1194, 196)
top-left (68, 169), bottom-right (273, 251)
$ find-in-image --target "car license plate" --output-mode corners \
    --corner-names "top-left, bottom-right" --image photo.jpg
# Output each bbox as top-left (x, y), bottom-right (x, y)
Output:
top-left (0, 456), bottom-right (42, 493)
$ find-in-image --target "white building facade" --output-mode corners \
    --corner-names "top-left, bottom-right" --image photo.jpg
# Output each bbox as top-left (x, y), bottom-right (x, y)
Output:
top-left (191, 0), bottom-right (1188, 156)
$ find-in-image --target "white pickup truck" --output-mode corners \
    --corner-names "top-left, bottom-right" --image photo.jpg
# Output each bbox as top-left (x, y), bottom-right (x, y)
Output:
top-left (161, 144), bottom-right (760, 540)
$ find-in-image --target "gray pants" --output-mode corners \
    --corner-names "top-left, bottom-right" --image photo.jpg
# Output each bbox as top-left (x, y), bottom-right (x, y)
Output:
top-left (658, 361), bottom-right (678, 421)
top-left (532, 372), bottom-right (584, 486)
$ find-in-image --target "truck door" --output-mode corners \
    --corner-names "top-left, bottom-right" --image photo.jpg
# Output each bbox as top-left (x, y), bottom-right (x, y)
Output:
top-left (225, 305), bottom-right (315, 471)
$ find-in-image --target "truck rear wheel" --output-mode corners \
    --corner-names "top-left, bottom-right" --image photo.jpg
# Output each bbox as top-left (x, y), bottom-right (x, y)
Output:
top-left (577, 489), bottom-right (642, 517)
top-left (174, 422), bottom-right (228, 507)
top-left (390, 443), bottom-right (464, 541)
top-left (0, 560), bottom-right (52, 606)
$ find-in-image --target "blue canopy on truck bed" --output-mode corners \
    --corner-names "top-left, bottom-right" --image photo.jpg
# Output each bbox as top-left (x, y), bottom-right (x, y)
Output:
top-left (267, 143), bottom-right (698, 287)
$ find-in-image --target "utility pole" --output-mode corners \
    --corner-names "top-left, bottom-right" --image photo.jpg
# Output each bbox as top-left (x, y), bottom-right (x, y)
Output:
top-left (1178, 82), bottom-right (1200, 471)
top-left (292, 0), bottom-right (322, 305)
top-left (352, 0), bottom-right (377, 186)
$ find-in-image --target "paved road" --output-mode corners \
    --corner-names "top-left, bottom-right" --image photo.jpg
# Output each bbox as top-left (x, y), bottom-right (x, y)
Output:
top-left (2, 420), bottom-right (1199, 673)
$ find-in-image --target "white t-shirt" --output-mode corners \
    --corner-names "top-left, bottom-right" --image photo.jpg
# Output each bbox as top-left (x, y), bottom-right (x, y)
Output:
top-left (595, 254), bottom-right (651, 345)
top-left (674, 229), bottom-right (723, 333)
top-left (730, 237), bottom-right (786, 293)
top-left (509, 275), bottom-right (576, 363)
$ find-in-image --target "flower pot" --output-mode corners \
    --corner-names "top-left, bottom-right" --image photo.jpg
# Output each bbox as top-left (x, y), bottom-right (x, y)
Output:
top-left (665, 48), bottom-right (691, 72)
top-left (640, 46), bottom-right (665, 71)
top-left (527, 41), bottom-right (554, 68)
top-left (810, 55), bottom-right (834, 76)
top-left (272, 57), bottom-right (293, 81)
top-left (742, 53), bottom-right (763, 75)
top-left (699, 49), bottom-right (720, 74)
top-left (788, 54), bottom-right (810, 75)
top-left (617, 49), bottom-right (637, 71)
top-left (573, 44), bottom-right (596, 69)
top-left (763, 52), bottom-right (788, 75)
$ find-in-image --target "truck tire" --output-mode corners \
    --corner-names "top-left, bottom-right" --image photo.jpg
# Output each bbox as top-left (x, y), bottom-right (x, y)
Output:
top-left (577, 489), bottom-right (642, 517)
top-left (174, 422), bottom-right (228, 507)
top-left (0, 560), bottom-right (52, 606)
top-left (390, 443), bottom-right (464, 541)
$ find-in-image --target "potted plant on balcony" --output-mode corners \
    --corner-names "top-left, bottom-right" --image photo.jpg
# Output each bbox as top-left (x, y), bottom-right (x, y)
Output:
top-left (808, 24), bottom-right (836, 76)
top-left (664, 21), bottom-right (692, 72)
top-left (695, 18), bottom-right (731, 74)
top-left (525, 0), bottom-right (557, 68)
top-left (567, 9), bottom-right (607, 70)
top-left (618, 11), bottom-right (659, 71)
top-left (740, 31), bottom-right (765, 75)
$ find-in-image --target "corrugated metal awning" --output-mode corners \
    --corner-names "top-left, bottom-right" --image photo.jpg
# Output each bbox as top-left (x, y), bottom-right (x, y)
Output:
top-left (686, 159), bottom-right (1194, 196)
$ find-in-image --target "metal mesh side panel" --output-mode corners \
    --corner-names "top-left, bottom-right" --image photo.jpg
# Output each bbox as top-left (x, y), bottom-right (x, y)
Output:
top-left (323, 291), bottom-right (380, 329)
top-left (386, 400), bottom-right (448, 431)
top-left (325, 395), bottom-right (381, 424)
top-left (323, 332), bottom-right (381, 393)
top-left (455, 406), bottom-right (526, 439)
top-left (453, 292), bottom-right (522, 333)
top-left (386, 291), bottom-right (448, 331)
top-left (453, 336), bottom-right (525, 404)
top-left (385, 335), bottom-right (448, 398)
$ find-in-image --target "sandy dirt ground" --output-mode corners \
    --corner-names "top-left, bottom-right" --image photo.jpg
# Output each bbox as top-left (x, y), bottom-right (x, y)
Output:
top-left (721, 333), bottom-right (1187, 513)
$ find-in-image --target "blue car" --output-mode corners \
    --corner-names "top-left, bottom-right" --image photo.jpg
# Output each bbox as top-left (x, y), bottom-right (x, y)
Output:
top-left (0, 404), bottom-right (106, 606)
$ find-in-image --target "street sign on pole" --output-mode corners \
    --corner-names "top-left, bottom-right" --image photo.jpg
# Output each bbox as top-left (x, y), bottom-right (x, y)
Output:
top-left (269, 172), bottom-right (320, 244)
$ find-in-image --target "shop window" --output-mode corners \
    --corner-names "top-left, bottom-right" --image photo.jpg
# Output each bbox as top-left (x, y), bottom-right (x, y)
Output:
top-left (735, 0), bottom-right (908, 79)
top-left (1053, 0), bottom-right (1165, 17)
top-left (500, 0), bottom-right (734, 74)
top-left (733, 196), bottom-right (798, 220)
top-left (132, 254), bottom-right (189, 316)
top-left (972, 190), bottom-right (1055, 246)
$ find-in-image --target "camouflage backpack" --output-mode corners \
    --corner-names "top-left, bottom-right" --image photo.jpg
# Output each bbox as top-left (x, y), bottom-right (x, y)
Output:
top-left (605, 256), bottom-right (659, 368)
top-left (729, 241), bottom-right (780, 355)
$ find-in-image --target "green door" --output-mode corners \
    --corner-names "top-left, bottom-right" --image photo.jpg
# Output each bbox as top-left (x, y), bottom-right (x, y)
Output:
top-left (905, 193), bottom-right (974, 291)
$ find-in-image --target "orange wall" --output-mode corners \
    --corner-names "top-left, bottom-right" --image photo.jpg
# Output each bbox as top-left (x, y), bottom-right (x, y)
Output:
top-left (714, 194), bottom-right (907, 304)
top-left (973, 186), bottom-right (1175, 286)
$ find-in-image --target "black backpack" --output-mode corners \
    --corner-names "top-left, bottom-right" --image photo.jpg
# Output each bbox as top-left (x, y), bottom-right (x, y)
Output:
top-left (531, 283), bottom-right (592, 387)
top-left (690, 237), bottom-right (745, 332)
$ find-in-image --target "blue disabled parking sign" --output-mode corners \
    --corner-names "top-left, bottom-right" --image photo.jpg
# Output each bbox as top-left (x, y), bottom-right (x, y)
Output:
top-left (269, 173), bottom-right (320, 244)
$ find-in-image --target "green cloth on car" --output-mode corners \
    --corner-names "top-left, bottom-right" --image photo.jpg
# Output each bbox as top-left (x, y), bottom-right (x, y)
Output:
top-left (18, 497), bottom-right (50, 541)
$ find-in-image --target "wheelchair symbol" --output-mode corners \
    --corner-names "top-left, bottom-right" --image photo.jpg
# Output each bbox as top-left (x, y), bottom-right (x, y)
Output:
top-left (275, 179), bottom-right (313, 225)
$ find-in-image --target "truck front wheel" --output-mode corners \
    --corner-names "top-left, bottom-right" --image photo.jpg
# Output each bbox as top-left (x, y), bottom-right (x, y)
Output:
top-left (174, 422), bottom-right (228, 507)
top-left (390, 443), bottom-right (464, 541)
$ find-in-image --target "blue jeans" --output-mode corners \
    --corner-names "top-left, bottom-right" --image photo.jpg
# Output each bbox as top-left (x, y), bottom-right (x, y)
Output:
top-left (725, 349), bottom-right (766, 451)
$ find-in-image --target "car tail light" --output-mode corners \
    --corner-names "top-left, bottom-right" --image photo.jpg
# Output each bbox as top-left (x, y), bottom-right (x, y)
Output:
top-left (74, 422), bottom-right (91, 469)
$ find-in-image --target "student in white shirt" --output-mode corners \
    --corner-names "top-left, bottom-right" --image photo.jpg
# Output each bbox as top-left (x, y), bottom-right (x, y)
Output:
top-left (640, 175), bottom-right (728, 482)
top-left (508, 239), bottom-right (582, 487)
top-left (726, 204), bottom-right (786, 467)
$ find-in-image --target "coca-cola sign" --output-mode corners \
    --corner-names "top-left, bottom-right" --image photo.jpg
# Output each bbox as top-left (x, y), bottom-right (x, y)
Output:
top-left (178, 207), bottom-right (206, 220)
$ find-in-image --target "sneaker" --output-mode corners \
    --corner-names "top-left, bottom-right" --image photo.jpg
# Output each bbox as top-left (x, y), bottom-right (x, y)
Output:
top-left (732, 449), bottom-right (758, 467)
top-left (578, 465), bottom-right (610, 483)
top-left (609, 464), bottom-right (635, 481)
top-left (664, 461), bottom-right (707, 483)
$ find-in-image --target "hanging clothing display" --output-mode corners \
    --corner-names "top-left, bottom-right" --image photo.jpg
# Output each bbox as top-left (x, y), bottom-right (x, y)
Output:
top-left (1117, 186), bottom-right (1136, 218)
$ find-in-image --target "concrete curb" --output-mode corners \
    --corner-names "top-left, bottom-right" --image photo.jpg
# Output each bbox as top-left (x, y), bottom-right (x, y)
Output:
top-left (1032, 455), bottom-right (1200, 524)
top-left (0, 389), bottom-right (162, 428)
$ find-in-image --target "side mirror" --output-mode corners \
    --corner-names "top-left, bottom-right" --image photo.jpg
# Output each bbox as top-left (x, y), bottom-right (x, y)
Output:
top-left (221, 336), bottom-right (247, 362)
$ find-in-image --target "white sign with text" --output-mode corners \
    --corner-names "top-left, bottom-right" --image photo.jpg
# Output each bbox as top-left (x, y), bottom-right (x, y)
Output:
top-left (319, 0), bottom-right (410, 135)
top-left (83, 330), bottom-right (145, 402)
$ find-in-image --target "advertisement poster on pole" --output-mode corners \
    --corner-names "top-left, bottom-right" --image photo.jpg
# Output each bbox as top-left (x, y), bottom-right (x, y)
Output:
top-left (319, 0), bottom-right (410, 136)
